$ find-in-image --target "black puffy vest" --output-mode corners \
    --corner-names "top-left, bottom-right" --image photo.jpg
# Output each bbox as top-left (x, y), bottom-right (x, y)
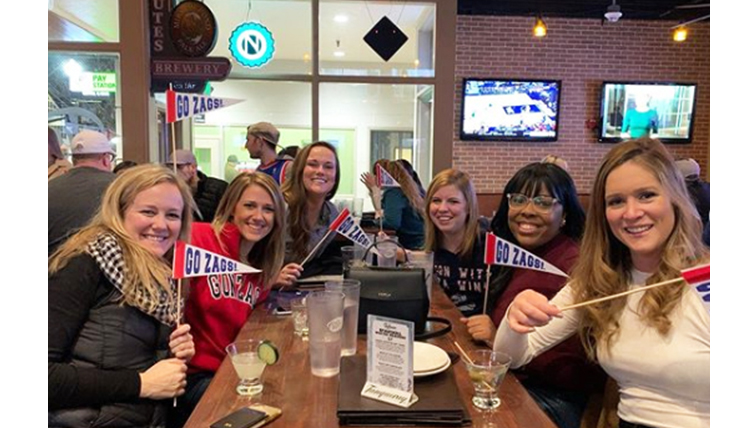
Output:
top-left (49, 291), bottom-right (171, 428)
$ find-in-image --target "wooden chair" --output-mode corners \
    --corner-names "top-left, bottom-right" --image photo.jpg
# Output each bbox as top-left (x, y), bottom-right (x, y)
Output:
top-left (579, 377), bottom-right (619, 428)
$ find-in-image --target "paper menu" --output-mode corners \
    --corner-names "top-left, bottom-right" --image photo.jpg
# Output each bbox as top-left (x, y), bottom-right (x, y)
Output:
top-left (361, 315), bottom-right (418, 408)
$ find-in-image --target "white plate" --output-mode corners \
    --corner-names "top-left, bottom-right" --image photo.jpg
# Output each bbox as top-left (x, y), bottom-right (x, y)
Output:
top-left (413, 342), bottom-right (450, 373)
top-left (414, 359), bottom-right (451, 378)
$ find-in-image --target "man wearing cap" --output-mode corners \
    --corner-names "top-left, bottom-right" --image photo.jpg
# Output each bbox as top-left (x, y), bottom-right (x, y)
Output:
top-left (675, 157), bottom-right (710, 245)
top-left (48, 130), bottom-right (116, 254)
top-left (245, 121), bottom-right (292, 185)
top-left (169, 149), bottom-right (228, 223)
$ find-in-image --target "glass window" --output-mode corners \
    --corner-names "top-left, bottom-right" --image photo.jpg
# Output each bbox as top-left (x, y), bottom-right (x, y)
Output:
top-left (48, 52), bottom-right (122, 160)
top-left (319, 1), bottom-right (435, 77)
top-left (210, 0), bottom-right (313, 77)
top-left (192, 80), bottom-right (312, 179)
top-left (48, 0), bottom-right (120, 42)
top-left (320, 83), bottom-right (433, 212)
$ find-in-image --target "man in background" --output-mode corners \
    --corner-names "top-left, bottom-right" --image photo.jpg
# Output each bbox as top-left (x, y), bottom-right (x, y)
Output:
top-left (48, 130), bottom-right (116, 254)
top-left (675, 157), bottom-right (710, 245)
top-left (245, 121), bottom-right (291, 185)
top-left (169, 149), bottom-right (228, 223)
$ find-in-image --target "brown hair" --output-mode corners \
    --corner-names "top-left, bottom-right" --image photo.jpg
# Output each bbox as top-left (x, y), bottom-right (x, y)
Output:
top-left (281, 142), bottom-right (341, 262)
top-left (211, 172), bottom-right (285, 287)
top-left (374, 159), bottom-right (424, 218)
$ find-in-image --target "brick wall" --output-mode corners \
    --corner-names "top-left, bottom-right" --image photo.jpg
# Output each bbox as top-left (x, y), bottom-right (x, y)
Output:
top-left (453, 16), bottom-right (710, 193)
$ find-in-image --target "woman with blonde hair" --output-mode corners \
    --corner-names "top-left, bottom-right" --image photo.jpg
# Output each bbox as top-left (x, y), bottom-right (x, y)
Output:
top-left (371, 159), bottom-right (425, 250)
top-left (49, 164), bottom-right (196, 428)
top-left (172, 172), bottom-right (290, 426)
top-left (281, 141), bottom-right (341, 273)
top-left (424, 169), bottom-right (488, 315)
top-left (495, 138), bottom-right (709, 428)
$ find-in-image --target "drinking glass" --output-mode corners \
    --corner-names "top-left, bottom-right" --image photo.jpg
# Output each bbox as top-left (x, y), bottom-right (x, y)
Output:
top-left (464, 350), bottom-right (512, 410)
top-left (290, 296), bottom-right (309, 338)
top-left (226, 339), bottom-right (267, 396)
top-left (405, 250), bottom-right (434, 302)
top-left (324, 279), bottom-right (361, 356)
top-left (307, 290), bottom-right (345, 377)
top-left (375, 236), bottom-right (399, 267)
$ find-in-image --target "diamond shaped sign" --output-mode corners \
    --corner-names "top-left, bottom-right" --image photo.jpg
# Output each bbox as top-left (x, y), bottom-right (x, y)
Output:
top-left (363, 16), bottom-right (408, 62)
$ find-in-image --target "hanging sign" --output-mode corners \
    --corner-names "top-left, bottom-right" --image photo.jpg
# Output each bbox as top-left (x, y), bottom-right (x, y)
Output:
top-left (228, 22), bottom-right (276, 68)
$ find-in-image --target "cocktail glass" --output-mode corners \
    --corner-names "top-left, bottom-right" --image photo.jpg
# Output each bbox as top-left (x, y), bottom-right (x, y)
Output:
top-left (226, 339), bottom-right (267, 396)
top-left (464, 350), bottom-right (512, 410)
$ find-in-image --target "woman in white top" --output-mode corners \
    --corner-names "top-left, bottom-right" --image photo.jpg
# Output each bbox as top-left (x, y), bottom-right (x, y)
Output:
top-left (494, 138), bottom-right (709, 428)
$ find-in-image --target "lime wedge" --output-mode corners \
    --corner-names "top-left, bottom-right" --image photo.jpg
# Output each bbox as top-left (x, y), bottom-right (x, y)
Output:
top-left (258, 340), bottom-right (280, 365)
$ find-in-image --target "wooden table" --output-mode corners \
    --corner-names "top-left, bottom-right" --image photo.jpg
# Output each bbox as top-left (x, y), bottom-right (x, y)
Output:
top-left (184, 285), bottom-right (556, 428)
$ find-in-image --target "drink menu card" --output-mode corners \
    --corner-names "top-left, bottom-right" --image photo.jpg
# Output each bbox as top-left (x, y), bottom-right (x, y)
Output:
top-left (361, 315), bottom-right (419, 408)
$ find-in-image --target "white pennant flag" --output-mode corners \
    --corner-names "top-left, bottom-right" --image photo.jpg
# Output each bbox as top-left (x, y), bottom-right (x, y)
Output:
top-left (376, 163), bottom-right (400, 188)
top-left (166, 89), bottom-right (243, 123)
top-left (172, 241), bottom-right (261, 279)
top-left (484, 232), bottom-right (568, 278)
top-left (329, 208), bottom-right (373, 249)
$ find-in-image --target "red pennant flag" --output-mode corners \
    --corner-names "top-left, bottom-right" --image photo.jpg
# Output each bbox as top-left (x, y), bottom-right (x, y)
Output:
top-left (681, 264), bottom-right (710, 314)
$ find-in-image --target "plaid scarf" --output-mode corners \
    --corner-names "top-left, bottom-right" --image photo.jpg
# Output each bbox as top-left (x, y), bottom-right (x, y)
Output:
top-left (86, 233), bottom-right (178, 326)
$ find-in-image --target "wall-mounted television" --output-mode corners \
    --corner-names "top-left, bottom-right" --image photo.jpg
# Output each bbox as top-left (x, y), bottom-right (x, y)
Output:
top-left (460, 78), bottom-right (560, 142)
top-left (599, 81), bottom-right (697, 144)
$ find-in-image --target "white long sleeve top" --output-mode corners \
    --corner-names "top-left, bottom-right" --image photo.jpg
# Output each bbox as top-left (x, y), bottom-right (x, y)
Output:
top-left (494, 270), bottom-right (710, 428)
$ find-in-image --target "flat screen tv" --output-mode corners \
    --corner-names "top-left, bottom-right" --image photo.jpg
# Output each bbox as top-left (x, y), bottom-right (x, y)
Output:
top-left (460, 78), bottom-right (560, 141)
top-left (599, 81), bottom-right (697, 144)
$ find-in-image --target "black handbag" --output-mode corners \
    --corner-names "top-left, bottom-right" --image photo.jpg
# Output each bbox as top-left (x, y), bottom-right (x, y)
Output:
top-left (344, 239), bottom-right (451, 339)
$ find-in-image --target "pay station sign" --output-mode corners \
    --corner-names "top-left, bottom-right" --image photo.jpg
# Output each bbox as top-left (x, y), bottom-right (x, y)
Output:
top-left (228, 22), bottom-right (275, 68)
top-left (69, 72), bottom-right (117, 95)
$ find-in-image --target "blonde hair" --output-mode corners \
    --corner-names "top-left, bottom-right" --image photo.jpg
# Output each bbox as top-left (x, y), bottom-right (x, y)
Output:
top-left (540, 154), bottom-right (569, 171)
top-left (49, 164), bottom-right (195, 312)
top-left (570, 138), bottom-right (708, 359)
top-left (375, 159), bottom-right (424, 217)
top-left (423, 169), bottom-right (479, 258)
top-left (212, 172), bottom-right (285, 287)
top-left (281, 142), bottom-right (341, 262)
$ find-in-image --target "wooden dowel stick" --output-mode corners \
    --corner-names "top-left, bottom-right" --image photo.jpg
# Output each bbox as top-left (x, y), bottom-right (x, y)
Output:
top-left (453, 341), bottom-right (493, 389)
top-left (300, 229), bottom-right (334, 267)
top-left (482, 264), bottom-right (491, 315)
top-left (453, 341), bottom-right (473, 363)
top-left (559, 277), bottom-right (684, 312)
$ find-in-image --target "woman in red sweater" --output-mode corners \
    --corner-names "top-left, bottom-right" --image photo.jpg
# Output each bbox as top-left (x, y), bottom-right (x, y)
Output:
top-left (172, 172), bottom-right (294, 427)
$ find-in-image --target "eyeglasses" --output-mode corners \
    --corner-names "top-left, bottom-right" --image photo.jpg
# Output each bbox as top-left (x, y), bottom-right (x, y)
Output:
top-left (104, 153), bottom-right (116, 162)
top-left (507, 193), bottom-right (559, 212)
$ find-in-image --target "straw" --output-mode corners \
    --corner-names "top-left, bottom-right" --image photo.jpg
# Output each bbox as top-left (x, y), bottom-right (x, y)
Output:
top-left (453, 341), bottom-right (494, 389)
top-left (558, 277), bottom-right (684, 312)
top-left (453, 341), bottom-right (473, 364)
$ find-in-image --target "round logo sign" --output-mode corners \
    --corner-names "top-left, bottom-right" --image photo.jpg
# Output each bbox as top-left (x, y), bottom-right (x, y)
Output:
top-left (228, 22), bottom-right (275, 68)
top-left (169, 0), bottom-right (218, 57)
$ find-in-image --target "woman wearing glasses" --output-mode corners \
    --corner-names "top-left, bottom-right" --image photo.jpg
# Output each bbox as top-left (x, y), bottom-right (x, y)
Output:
top-left (463, 162), bottom-right (604, 428)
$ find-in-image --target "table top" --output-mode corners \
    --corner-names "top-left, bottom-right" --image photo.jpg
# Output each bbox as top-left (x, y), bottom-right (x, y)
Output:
top-left (184, 284), bottom-right (556, 428)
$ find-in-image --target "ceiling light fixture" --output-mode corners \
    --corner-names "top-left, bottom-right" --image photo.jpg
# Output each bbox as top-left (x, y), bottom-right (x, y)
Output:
top-left (533, 16), bottom-right (547, 38)
top-left (334, 14), bottom-right (348, 23)
top-left (672, 26), bottom-right (688, 42)
top-left (604, 0), bottom-right (623, 22)
top-left (669, 15), bottom-right (709, 42)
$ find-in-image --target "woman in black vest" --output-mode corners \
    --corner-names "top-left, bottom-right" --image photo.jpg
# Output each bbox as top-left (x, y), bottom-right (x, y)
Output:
top-left (49, 164), bottom-right (196, 428)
